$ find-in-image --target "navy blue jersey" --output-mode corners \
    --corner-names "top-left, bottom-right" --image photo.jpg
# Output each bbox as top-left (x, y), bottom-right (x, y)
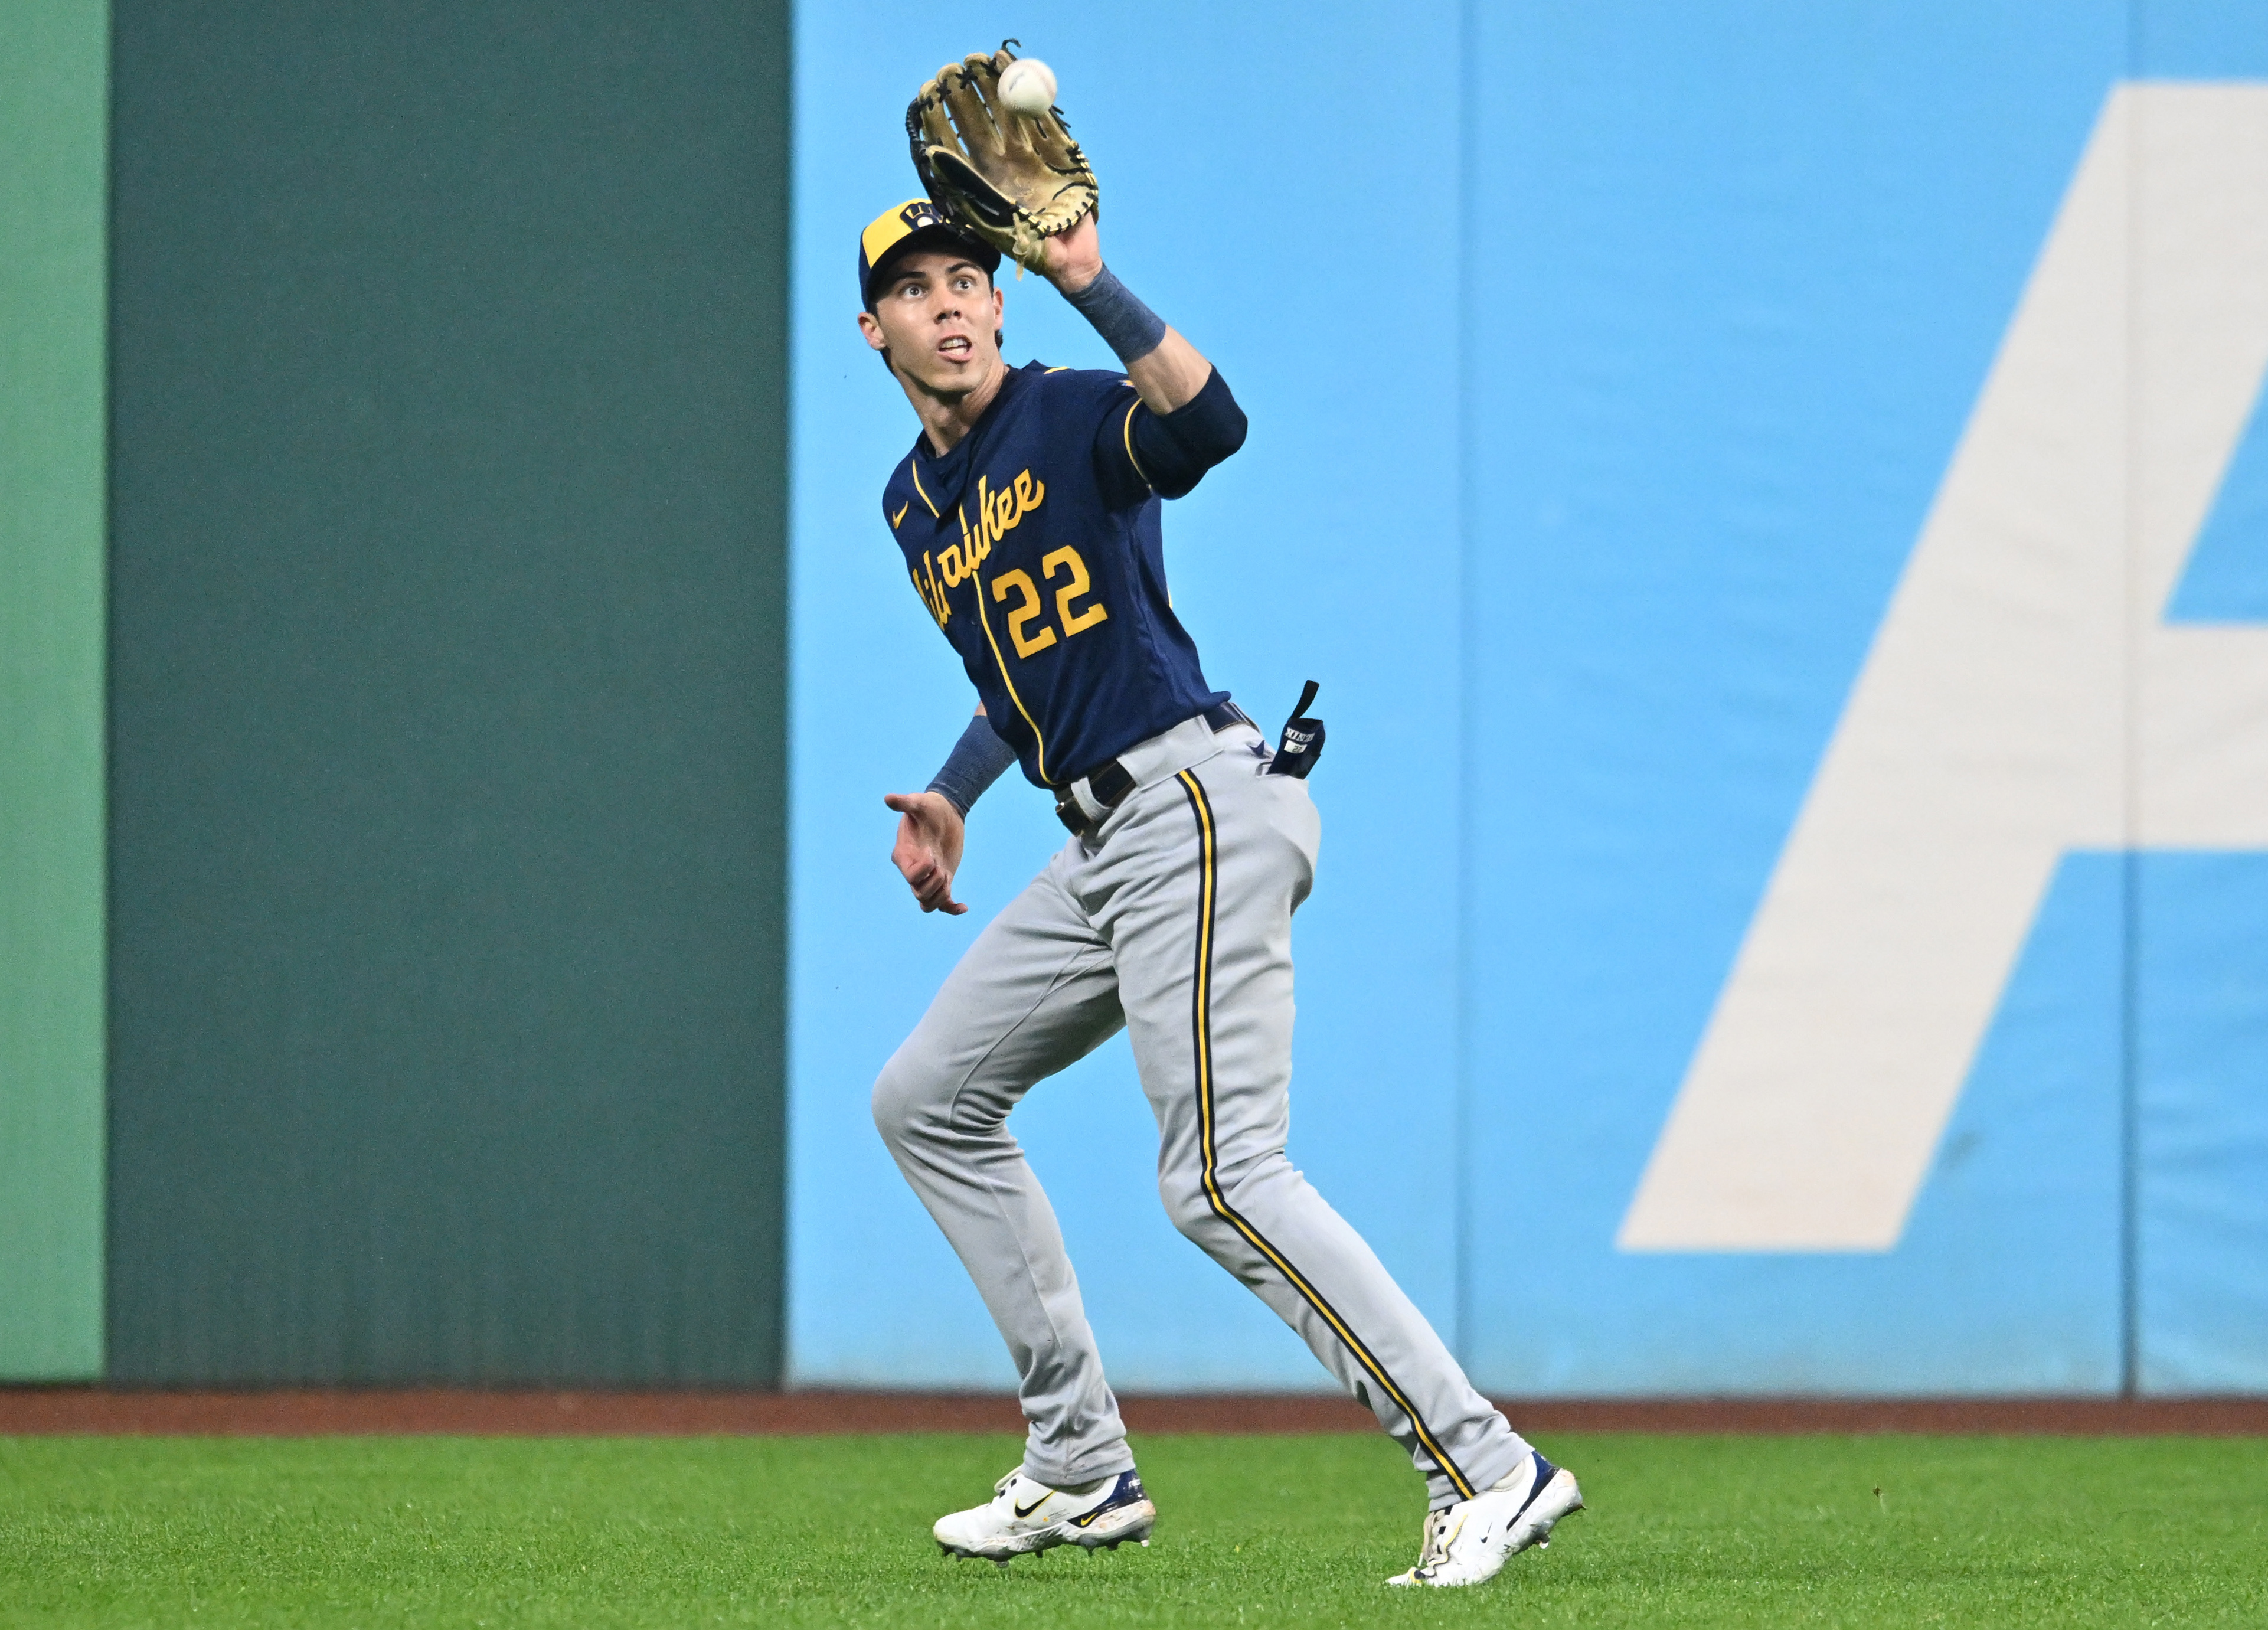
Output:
top-left (884, 362), bottom-right (1228, 788)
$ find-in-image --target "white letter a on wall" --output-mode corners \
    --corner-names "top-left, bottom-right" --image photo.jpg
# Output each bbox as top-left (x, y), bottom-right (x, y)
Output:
top-left (1621, 84), bottom-right (2268, 1252)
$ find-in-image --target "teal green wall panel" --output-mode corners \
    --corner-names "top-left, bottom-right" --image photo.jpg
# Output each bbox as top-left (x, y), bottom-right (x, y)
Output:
top-left (107, 1), bottom-right (789, 1384)
top-left (0, 0), bottom-right (107, 1382)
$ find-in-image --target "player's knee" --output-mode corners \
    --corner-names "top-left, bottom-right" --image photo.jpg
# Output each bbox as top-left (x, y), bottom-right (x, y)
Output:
top-left (1158, 1172), bottom-right (1221, 1240)
top-left (870, 1050), bottom-right (944, 1150)
top-left (1161, 1151), bottom-right (1298, 1240)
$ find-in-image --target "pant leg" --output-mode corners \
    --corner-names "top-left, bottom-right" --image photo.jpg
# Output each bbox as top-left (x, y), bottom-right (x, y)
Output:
top-left (871, 850), bottom-right (1134, 1487)
top-left (1076, 739), bottom-right (1528, 1509)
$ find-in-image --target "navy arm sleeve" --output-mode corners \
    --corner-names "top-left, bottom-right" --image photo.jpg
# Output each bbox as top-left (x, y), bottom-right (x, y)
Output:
top-left (1093, 367), bottom-right (1249, 505)
top-left (926, 711), bottom-right (1019, 815)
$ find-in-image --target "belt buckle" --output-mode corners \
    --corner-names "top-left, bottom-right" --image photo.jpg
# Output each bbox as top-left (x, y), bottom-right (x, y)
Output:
top-left (1055, 763), bottom-right (1126, 838)
top-left (1055, 778), bottom-right (1110, 837)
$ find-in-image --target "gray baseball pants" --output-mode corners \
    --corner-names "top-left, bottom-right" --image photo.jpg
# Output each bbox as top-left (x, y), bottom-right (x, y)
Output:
top-left (872, 714), bottom-right (1528, 1510)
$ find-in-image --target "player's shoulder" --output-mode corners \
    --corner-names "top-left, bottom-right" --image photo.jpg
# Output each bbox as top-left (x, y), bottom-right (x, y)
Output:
top-left (880, 437), bottom-right (925, 528)
top-left (1019, 360), bottom-right (1136, 411)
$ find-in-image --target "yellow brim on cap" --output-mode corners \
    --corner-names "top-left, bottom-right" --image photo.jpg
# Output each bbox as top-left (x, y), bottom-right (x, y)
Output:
top-left (862, 199), bottom-right (936, 276)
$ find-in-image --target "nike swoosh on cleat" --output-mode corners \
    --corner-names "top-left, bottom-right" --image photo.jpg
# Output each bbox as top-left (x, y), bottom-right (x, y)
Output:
top-left (1012, 1497), bottom-right (1049, 1519)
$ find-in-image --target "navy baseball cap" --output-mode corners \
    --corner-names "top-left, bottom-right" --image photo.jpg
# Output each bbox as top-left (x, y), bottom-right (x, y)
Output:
top-left (858, 197), bottom-right (1000, 309)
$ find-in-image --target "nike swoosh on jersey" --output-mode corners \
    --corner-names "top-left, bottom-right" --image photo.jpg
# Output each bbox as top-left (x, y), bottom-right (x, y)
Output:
top-left (891, 501), bottom-right (910, 529)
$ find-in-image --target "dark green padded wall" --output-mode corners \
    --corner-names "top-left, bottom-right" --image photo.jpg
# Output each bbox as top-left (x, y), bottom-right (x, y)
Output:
top-left (108, 1), bottom-right (789, 1383)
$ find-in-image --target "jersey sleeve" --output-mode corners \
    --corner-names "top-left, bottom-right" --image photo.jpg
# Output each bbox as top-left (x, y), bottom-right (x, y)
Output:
top-left (1091, 367), bottom-right (1249, 505)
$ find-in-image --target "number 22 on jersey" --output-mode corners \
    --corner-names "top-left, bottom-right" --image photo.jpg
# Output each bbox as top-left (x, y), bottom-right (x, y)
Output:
top-left (995, 546), bottom-right (1109, 660)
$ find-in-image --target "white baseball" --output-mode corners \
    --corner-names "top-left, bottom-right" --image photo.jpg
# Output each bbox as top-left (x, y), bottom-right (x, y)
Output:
top-left (998, 58), bottom-right (1057, 117)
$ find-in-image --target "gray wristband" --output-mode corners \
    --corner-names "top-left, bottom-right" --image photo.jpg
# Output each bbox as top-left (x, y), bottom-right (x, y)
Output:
top-left (1064, 264), bottom-right (1168, 366)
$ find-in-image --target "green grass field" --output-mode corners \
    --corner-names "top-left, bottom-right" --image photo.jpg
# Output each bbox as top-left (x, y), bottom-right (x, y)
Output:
top-left (3, 1432), bottom-right (2262, 1627)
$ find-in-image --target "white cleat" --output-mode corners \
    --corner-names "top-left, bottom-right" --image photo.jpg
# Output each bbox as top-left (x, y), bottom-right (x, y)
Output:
top-left (1386, 1449), bottom-right (1584, 1587)
top-left (933, 1466), bottom-right (1156, 1564)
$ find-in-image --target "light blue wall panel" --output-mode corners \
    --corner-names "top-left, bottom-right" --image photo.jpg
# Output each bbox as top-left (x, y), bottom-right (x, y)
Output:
top-left (2137, 857), bottom-right (2268, 1391)
top-left (2167, 388), bottom-right (2268, 619)
top-left (1459, 2), bottom-right (2129, 1393)
top-left (2138, 0), bottom-right (2268, 76)
top-left (788, 0), bottom-right (1466, 1387)
top-left (2134, 0), bottom-right (2268, 1396)
top-left (792, 0), bottom-right (2268, 1396)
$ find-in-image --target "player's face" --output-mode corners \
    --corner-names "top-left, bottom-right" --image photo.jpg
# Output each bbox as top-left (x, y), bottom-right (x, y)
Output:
top-left (858, 250), bottom-right (1004, 396)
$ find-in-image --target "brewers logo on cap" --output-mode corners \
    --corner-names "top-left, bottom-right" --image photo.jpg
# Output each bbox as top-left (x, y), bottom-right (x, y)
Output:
top-left (858, 198), bottom-right (1001, 308)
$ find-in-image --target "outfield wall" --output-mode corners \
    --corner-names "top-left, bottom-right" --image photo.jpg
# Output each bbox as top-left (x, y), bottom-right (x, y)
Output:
top-left (100, 0), bottom-right (793, 1386)
top-left (789, 1), bottom-right (2268, 1395)
top-left (3, 1), bottom-right (2263, 1396)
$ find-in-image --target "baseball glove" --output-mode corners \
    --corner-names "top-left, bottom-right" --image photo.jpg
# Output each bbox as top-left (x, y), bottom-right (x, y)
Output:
top-left (906, 48), bottom-right (1098, 274)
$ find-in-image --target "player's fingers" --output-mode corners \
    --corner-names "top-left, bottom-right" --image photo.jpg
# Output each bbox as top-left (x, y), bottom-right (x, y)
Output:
top-left (917, 864), bottom-right (958, 908)
top-left (883, 792), bottom-right (921, 814)
top-left (942, 898), bottom-right (969, 916)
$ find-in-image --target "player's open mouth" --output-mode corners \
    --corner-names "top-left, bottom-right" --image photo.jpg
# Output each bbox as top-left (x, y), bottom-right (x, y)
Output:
top-left (938, 335), bottom-right (972, 358)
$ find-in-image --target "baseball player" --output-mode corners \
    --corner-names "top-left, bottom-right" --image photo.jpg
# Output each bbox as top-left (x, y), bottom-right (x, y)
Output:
top-left (856, 53), bottom-right (1582, 1590)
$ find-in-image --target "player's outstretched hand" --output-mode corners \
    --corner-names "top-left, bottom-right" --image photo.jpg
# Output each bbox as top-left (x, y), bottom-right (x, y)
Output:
top-left (884, 792), bottom-right (968, 915)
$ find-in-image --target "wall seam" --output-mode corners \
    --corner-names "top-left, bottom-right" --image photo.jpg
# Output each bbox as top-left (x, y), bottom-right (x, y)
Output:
top-left (1451, 0), bottom-right (1479, 1369)
top-left (2116, 3), bottom-right (2143, 1402)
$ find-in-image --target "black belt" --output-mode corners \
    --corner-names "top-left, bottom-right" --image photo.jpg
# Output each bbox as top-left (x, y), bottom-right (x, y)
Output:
top-left (1054, 701), bottom-right (1251, 836)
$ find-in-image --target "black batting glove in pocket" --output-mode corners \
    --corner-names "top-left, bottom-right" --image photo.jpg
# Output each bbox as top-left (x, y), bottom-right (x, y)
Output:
top-left (1266, 680), bottom-right (1325, 779)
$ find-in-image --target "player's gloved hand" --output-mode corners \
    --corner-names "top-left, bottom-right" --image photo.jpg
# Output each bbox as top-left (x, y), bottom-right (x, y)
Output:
top-left (884, 792), bottom-right (969, 915)
top-left (907, 47), bottom-right (1097, 275)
